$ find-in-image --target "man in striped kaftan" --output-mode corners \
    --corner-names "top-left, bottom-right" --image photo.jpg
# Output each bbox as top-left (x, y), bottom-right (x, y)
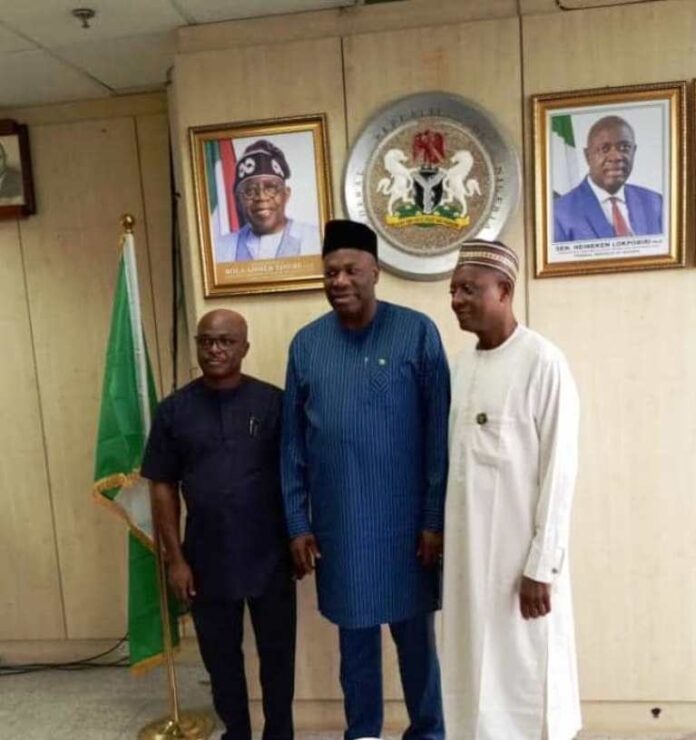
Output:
top-left (282, 219), bottom-right (450, 740)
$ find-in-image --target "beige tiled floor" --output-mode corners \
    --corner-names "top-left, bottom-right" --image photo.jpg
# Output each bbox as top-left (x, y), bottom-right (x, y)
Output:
top-left (0, 665), bottom-right (691, 739)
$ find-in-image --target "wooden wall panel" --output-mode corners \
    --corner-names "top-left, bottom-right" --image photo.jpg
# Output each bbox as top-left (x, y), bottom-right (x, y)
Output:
top-left (172, 36), bottom-right (348, 699)
top-left (343, 16), bottom-right (527, 358)
top-left (522, 0), bottom-right (696, 701)
top-left (0, 221), bottom-right (64, 640)
top-left (341, 15), bottom-right (525, 699)
top-left (19, 117), bottom-right (161, 639)
top-left (171, 16), bottom-right (526, 703)
top-left (135, 112), bottom-right (193, 394)
top-left (173, 38), bottom-right (348, 392)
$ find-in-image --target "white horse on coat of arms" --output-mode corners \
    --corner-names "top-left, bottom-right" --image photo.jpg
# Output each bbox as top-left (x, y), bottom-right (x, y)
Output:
top-left (377, 149), bottom-right (415, 215)
top-left (442, 150), bottom-right (481, 216)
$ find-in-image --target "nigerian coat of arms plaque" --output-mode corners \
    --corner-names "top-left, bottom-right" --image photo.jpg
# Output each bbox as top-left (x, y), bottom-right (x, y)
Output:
top-left (344, 92), bottom-right (520, 279)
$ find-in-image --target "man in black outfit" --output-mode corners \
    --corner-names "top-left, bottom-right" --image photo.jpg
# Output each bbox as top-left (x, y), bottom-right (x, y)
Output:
top-left (142, 309), bottom-right (295, 740)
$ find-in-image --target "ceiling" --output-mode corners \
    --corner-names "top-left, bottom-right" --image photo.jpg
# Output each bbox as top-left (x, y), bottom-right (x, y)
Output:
top-left (0, 0), bottom-right (360, 109)
top-left (0, 0), bottom-right (650, 110)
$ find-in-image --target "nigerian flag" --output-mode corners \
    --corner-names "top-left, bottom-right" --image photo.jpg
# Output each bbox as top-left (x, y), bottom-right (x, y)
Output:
top-left (205, 138), bottom-right (241, 237)
top-left (92, 229), bottom-right (179, 673)
top-left (551, 113), bottom-right (581, 197)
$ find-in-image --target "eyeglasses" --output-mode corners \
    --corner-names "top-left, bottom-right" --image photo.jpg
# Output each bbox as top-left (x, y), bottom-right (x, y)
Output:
top-left (195, 335), bottom-right (236, 350)
top-left (238, 180), bottom-right (285, 199)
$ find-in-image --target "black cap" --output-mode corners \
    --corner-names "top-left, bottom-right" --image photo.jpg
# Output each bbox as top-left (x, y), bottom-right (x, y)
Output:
top-left (322, 219), bottom-right (378, 258)
top-left (236, 139), bottom-right (290, 186)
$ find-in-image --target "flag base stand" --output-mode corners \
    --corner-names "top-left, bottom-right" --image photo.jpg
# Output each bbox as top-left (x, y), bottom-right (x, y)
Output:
top-left (138, 707), bottom-right (216, 739)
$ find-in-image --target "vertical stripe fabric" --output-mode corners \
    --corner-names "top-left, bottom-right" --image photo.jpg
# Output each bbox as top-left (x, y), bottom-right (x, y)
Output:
top-left (282, 302), bottom-right (450, 628)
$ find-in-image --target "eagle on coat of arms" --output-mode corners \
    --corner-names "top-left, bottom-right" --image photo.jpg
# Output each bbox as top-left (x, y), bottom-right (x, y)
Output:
top-left (376, 129), bottom-right (481, 229)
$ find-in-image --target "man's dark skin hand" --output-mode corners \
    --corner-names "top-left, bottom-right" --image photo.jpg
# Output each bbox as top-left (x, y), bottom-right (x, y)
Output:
top-left (290, 533), bottom-right (321, 579)
top-left (150, 480), bottom-right (198, 607)
top-left (167, 557), bottom-right (197, 607)
top-left (519, 575), bottom-right (551, 619)
top-left (417, 530), bottom-right (443, 568)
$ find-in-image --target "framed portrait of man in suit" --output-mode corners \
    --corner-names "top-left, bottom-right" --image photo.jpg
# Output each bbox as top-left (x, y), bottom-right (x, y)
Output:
top-left (190, 114), bottom-right (333, 297)
top-left (532, 82), bottom-right (686, 277)
top-left (0, 119), bottom-right (36, 220)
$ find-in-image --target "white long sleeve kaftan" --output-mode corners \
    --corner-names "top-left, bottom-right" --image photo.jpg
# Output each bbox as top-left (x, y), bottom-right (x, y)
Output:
top-left (442, 325), bottom-right (581, 740)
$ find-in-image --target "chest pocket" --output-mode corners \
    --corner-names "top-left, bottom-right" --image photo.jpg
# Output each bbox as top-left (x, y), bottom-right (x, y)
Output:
top-left (367, 360), bottom-right (412, 406)
top-left (226, 413), bottom-right (277, 468)
top-left (467, 412), bottom-right (511, 467)
top-left (370, 364), bottom-right (391, 390)
top-left (224, 412), bottom-right (271, 441)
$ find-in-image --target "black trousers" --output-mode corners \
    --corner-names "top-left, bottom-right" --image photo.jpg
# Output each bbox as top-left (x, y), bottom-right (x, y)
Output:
top-left (191, 568), bottom-right (296, 740)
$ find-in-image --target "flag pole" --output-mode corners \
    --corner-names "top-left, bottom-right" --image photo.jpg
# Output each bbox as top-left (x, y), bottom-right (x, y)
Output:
top-left (120, 214), bottom-right (213, 740)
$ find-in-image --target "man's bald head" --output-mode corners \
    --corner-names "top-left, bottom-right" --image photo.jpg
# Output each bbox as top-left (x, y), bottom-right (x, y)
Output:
top-left (195, 309), bottom-right (249, 388)
top-left (197, 309), bottom-right (248, 340)
top-left (587, 115), bottom-right (634, 145)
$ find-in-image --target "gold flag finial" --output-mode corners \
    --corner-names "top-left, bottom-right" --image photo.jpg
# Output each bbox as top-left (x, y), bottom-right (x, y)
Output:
top-left (121, 214), bottom-right (136, 234)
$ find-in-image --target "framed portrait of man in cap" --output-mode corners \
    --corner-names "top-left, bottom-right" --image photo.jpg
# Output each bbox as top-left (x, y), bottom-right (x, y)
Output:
top-left (190, 114), bottom-right (333, 296)
top-left (532, 81), bottom-right (686, 277)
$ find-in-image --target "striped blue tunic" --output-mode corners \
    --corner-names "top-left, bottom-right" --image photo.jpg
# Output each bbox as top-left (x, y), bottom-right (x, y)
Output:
top-left (281, 301), bottom-right (450, 628)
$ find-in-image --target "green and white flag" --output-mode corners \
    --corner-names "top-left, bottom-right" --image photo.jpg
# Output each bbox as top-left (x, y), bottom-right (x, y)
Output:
top-left (92, 230), bottom-right (179, 673)
top-left (550, 113), bottom-right (581, 197)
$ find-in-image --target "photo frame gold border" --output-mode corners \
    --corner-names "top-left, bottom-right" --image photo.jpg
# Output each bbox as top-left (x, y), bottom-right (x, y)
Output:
top-left (532, 81), bottom-right (688, 278)
top-left (189, 114), bottom-right (333, 297)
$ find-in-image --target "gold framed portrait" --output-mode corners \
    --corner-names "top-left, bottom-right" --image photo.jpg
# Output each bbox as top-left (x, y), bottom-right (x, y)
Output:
top-left (532, 81), bottom-right (687, 277)
top-left (189, 114), bottom-right (333, 297)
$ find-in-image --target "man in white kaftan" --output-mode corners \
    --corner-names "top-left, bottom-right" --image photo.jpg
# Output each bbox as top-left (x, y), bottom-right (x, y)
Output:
top-left (442, 239), bottom-right (581, 740)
